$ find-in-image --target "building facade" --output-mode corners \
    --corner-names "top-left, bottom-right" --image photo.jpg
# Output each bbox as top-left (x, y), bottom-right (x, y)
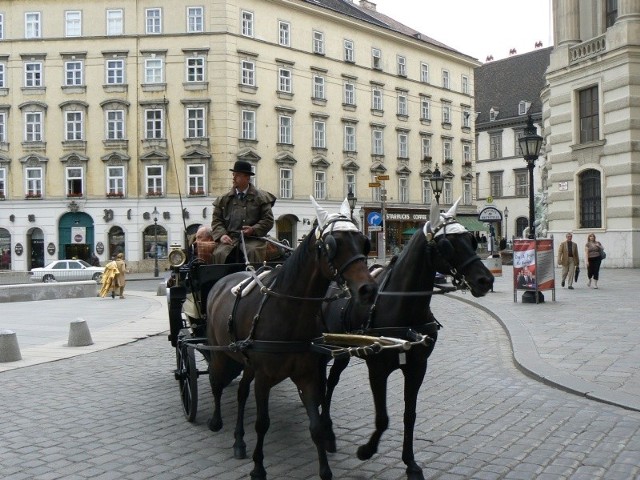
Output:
top-left (0, 0), bottom-right (478, 272)
top-left (544, 0), bottom-right (639, 267)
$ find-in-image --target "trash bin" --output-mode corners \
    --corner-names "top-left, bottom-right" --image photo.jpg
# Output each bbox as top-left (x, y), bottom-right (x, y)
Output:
top-left (483, 255), bottom-right (502, 277)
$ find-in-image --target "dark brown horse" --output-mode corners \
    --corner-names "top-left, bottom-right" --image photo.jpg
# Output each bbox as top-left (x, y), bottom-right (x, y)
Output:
top-left (321, 199), bottom-right (494, 480)
top-left (206, 200), bottom-right (378, 480)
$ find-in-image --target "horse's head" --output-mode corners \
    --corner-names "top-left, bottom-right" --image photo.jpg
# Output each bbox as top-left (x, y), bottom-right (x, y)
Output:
top-left (425, 198), bottom-right (494, 297)
top-left (311, 197), bottom-right (378, 305)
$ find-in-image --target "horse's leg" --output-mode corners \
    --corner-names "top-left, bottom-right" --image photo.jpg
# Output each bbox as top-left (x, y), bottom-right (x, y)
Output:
top-left (357, 362), bottom-right (390, 461)
top-left (233, 367), bottom-right (254, 459)
top-left (321, 356), bottom-right (349, 453)
top-left (296, 373), bottom-right (333, 480)
top-left (208, 354), bottom-right (242, 432)
top-left (250, 376), bottom-right (271, 480)
top-left (401, 362), bottom-right (428, 480)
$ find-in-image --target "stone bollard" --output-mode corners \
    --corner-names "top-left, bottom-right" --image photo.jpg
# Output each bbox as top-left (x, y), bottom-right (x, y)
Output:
top-left (67, 319), bottom-right (94, 347)
top-left (0, 329), bottom-right (22, 362)
top-left (157, 281), bottom-right (167, 296)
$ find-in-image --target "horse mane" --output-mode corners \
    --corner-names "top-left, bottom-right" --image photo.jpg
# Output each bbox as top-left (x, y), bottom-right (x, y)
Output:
top-left (271, 228), bottom-right (316, 289)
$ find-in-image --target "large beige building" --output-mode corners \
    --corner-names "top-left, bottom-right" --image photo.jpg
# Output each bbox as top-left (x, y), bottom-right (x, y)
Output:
top-left (0, 0), bottom-right (478, 272)
top-left (544, 0), bottom-right (639, 267)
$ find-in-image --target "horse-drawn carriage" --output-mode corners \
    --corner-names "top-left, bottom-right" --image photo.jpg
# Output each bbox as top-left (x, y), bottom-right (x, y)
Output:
top-left (165, 197), bottom-right (494, 480)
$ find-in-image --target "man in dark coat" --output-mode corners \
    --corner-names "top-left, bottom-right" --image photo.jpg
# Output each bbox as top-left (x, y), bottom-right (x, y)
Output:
top-left (211, 160), bottom-right (275, 263)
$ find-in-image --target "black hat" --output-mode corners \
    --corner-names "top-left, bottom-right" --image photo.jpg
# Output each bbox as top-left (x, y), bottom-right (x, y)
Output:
top-left (230, 160), bottom-right (254, 175)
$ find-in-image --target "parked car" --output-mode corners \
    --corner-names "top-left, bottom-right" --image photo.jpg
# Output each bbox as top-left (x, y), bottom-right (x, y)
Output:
top-left (30, 259), bottom-right (104, 283)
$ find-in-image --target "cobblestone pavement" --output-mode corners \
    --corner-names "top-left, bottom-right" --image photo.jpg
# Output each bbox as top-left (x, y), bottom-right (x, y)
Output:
top-left (2, 297), bottom-right (639, 480)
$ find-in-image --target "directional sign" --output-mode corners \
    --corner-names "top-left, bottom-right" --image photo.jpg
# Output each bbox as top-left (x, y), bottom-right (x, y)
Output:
top-left (368, 182), bottom-right (381, 188)
top-left (367, 211), bottom-right (382, 226)
top-left (478, 206), bottom-right (502, 222)
top-left (376, 175), bottom-right (390, 181)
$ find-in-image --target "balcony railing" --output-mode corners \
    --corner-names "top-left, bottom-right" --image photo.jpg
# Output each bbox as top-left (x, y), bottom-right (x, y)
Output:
top-left (570, 34), bottom-right (606, 65)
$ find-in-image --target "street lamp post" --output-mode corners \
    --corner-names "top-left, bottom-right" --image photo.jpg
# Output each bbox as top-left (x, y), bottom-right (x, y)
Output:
top-left (430, 163), bottom-right (445, 204)
top-left (152, 207), bottom-right (159, 278)
top-left (504, 206), bottom-right (509, 243)
top-left (347, 189), bottom-right (357, 222)
top-left (519, 115), bottom-right (543, 239)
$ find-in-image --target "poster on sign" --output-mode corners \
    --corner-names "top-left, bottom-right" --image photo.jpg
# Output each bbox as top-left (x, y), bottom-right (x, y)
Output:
top-left (71, 226), bottom-right (86, 244)
top-left (513, 239), bottom-right (555, 294)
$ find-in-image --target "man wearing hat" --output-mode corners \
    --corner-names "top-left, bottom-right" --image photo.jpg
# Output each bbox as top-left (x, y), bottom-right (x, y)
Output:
top-left (211, 160), bottom-right (276, 263)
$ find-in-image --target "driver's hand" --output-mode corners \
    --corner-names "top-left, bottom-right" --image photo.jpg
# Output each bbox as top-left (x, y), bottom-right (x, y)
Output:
top-left (220, 234), bottom-right (233, 245)
top-left (241, 226), bottom-right (254, 236)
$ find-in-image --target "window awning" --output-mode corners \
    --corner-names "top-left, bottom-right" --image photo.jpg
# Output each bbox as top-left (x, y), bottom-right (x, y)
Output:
top-left (456, 216), bottom-right (488, 232)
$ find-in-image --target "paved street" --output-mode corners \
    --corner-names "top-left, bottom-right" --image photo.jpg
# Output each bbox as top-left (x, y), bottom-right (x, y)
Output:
top-left (2, 267), bottom-right (640, 479)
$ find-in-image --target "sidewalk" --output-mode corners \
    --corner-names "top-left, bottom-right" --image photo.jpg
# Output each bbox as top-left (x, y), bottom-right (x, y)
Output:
top-left (2, 267), bottom-right (639, 413)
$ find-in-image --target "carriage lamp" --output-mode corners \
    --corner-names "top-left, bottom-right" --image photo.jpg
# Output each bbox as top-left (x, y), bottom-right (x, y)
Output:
top-left (518, 115), bottom-right (543, 239)
top-left (430, 164), bottom-right (444, 204)
top-left (168, 242), bottom-right (187, 268)
top-left (347, 189), bottom-right (357, 221)
top-left (152, 207), bottom-right (160, 278)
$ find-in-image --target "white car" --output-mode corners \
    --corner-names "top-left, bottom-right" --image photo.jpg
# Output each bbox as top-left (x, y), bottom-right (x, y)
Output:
top-left (30, 259), bottom-right (104, 283)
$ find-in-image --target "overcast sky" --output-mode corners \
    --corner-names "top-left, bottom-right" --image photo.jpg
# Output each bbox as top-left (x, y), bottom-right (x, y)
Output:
top-left (371, 0), bottom-right (553, 62)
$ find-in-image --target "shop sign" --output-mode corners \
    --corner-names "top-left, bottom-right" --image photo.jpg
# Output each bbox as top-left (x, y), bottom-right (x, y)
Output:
top-left (96, 242), bottom-right (105, 255)
top-left (15, 243), bottom-right (23, 256)
top-left (47, 242), bottom-right (56, 255)
top-left (478, 206), bottom-right (502, 222)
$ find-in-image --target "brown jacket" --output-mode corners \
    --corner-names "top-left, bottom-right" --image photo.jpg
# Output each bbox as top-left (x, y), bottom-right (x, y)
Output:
top-left (557, 240), bottom-right (579, 267)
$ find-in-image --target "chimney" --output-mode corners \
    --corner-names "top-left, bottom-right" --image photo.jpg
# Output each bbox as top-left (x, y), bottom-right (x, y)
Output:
top-left (359, 0), bottom-right (377, 11)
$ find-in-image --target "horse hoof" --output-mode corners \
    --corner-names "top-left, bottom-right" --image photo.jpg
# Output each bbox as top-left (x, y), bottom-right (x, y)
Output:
top-left (207, 417), bottom-right (222, 432)
top-left (233, 445), bottom-right (247, 459)
top-left (406, 464), bottom-right (425, 480)
top-left (356, 445), bottom-right (374, 460)
top-left (250, 468), bottom-right (266, 480)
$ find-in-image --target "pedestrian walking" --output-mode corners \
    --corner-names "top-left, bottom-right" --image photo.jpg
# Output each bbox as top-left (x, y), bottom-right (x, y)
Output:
top-left (558, 232), bottom-right (579, 289)
top-left (114, 253), bottom-right (129, 298)
top-left (584, 233), bottom-right (604, 288)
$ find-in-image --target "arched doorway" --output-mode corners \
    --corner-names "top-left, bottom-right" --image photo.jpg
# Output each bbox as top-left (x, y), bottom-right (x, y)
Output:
top-left (27, 227), bottom-right (44, 269)
top-left (59, 212), bottom-right (94, 261)
top-left (276, 215), bottom-right (298, 247)
top-left (0, 227), bottom-right (11, 270)
top-left (143, 224), bottom-right (168, 259)
top-left (108, 226), bottom-right (125, 260)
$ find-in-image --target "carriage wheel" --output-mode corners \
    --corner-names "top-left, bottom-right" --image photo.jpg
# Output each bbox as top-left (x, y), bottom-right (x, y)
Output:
top-left (176, 343), bottom-right (198, 422)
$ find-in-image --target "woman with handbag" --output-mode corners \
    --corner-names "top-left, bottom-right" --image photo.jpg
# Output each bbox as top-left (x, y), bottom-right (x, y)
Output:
top-left (585, 233), bottom-right (604, 288)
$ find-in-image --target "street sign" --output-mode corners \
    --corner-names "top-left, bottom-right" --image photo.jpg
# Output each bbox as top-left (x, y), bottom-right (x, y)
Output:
top-left (367, 211), bottom-right (382, 226)
top-left (368, 226), bottom-right (382, 232)
top-left (376, 175), bottom-right (390, 181)
top-left (478, 206), bottom-right (502, 222)
top-left (368, 182), bottom-right (381, 188)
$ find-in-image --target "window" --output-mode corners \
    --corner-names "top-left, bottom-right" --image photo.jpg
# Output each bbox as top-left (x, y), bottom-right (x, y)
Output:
top-left (64, 61), bottom-right (83, 86)
top-left (279, 21), bottom-right (290, 46)
top-left (146, 166), bottom-right (163, 196)
top-left (398, 133), bottom-right (408, 158)
top-left (65, 111), bottom-right (83, 140)
top-left (25, 62), bottom-right (43, 88)
top-left (66, 167), bottom-right (83, 197)
top-left (106, 110), bottom-right (125, 140)
top-left (421, 97), bottom-right (431, 120)
top-left (313, 121), bottom-right (326, 148)
top-left (279, 115), bottom-right (292, 144)
top-left (313, 31), bottom-right (325, 54)
top-left (443, 179), bottom-right (452, 204)
top-left (0, 167), bottom-right (6, 198)
top-left (144, 224), bottom-right (167, 258)
top-left (397, 94), bottom-right (408, 116)
top-left (187, 6), bottom-right (204, 33)
top-left (280, 168), bottom-right (292, 198)
top-left (107, 166), bottom-right (125, 196)
top-left (241, 60), bottom-right (255, 86)
top-left (26, 168), bottom-right (43, 197)
top-left (314, 171), bottom-right (326, 200)
top-left (25, 12), bottom-right (41, 39)
top-left (463, 181), bottom-right (472, 205)
top-left (144, 58), bottom-right (163, 84)
top-left (313, 75), bottom-right (325, 100)
top-left (372, 48), bottom-right (381, 69)
top-left (106, 59), bottom-right (125, 84)
top-left (372, 129), bottom-right (384, 155)
top-left (65, 11), bottom-right (81, 37)
top-left (186, 107), bottom-right (206, 138)
top-left (346, 173), bottom-right (356, 197)
top-left (606, 0), bottom-right (618, 27)
top-left (443, 140), bottom-right (452, 161)
top-left (0, 14), bottom-right (3, 40)
top-left (25, 112), bottom-right (43, 142)
top-left (146, 8), bottom-right (162, 34)
top-left (106, 9), bottom-right (124, 35)
top-left (0, 63), bottom-right (5, 88)
top-left (241, 110), bottom-right (256, 140)
top-left (490, 107), bottom-right (499, 121)
top-left (186, 56), bottom-right (205, 82)
top-left (344, 39), bottom-right (354, 62)
top-left (463, 144), bottom-right (471, 164)
top-left (579, 86), bottom-right (599, 143)
top-left (397, 56), bottom-right (407, 76)
top-left (344, 125), bottom-right (356, 152)
top-left (188, 164), bottom-right (206, 195)
top-left (344, 82), bottom-right (355, 105)
top-left (422, 179), bottom-right (432, 205)
top-left (372, 87), bottom-right (383, 111)
top-left (241, 11), bottom-right (254, 37)
top-left (0, 113), bottom-right (5, 143)
top-left (421, 136), bottom-right (431, 159)
top-left (278, 68), bottom-right (292, 93)
top-left (518, 100), bottom-right (531, 115)
top-left (579, 169), bottom-right (602, 228)
top-left (420, 63), bottom-right (429, 83)
top-left (462, 108), bottom-right (471, 128)
top-left (489, 132), bottom-right (502, 159)
top-left (490, 172), bottom-right (503, 197)
top-left (515, 171), bottom-right (528, 197)
top-left (145, 109), bottom-right (164, 139)
top-left (442, 103), bottom-right (451, 124)
top-left (442, 70), bottom-right (450, 89)
top-left (399, 178), bottom-right (408, 203)
top-left (461, 75), bottom-right (469, 94)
